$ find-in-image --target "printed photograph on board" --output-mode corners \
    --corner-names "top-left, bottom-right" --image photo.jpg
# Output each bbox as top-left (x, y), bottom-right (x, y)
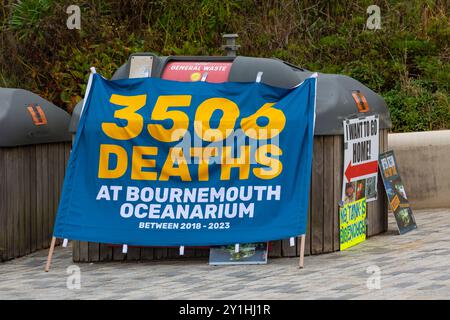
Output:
top-left (209, 243), bottom-right (268, 265)
top-left (379, 150), bottom-right (417, 234)
top-left (355, 179), bottom-right (366, 200)
top-left (344, 182), bottom-right (356, 204)
top-left (365, 176), bottom-right (377, 200)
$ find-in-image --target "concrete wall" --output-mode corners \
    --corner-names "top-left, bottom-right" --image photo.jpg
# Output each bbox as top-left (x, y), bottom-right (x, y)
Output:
top-left (388, 130), bottom-right (450, 209)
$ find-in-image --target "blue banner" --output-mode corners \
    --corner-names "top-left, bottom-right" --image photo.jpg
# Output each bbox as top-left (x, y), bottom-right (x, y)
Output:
top-left (53, 74), bottom-right (316, 246)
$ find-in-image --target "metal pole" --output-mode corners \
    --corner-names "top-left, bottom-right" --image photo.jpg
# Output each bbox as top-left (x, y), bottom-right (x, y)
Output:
top-left (222, 34), bottom-right (240, 57)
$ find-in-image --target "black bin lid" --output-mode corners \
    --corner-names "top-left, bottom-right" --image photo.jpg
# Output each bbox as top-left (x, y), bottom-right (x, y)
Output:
top-left (0, 88), bottom-right (71, 147)
top-left (70, 54), bottom-right (392, 135)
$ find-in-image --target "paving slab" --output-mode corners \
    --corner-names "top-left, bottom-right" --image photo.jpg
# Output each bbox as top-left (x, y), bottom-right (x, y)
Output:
top-left (0, 209), bottom-right (449, 299)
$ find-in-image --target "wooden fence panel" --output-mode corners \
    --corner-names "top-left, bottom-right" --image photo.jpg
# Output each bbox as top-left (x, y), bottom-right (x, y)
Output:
top-left (323, 136), bottom-right (335, 253)
top-left (6, 148), bottom-right (19, 259)
top-left (333, 135), bottom-right (344, 251)
top-left (0, 142), bottom-right (70, 262)
top-left (42, 144), bottom-right (50, 249)
top-left (88, 242), bottom-right (100, 262)
top-left (35, 144), bottom-right (44, 250)
top-left (29, 145), bottom-right (37, 253)
top-left (99, 244), bottom-right (113, 261)
top-left (311, 136), bottom-right (324, 254)
top-left (268, 240), bottom-right (282, 258)
top-left (140, 246), bottom-right (154, 260)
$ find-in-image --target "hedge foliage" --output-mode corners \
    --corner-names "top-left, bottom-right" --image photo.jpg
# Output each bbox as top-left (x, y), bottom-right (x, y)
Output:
top-left (0, 0), bottom-right (448, 132)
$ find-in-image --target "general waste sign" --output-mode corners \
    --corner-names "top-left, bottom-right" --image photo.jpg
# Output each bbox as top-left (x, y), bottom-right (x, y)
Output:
top-left (340, 198), bottom-right (367, 250)
top-left (161, 61), bottom-right (232, 83)
top-left (52, 73), bottom-right (316, 246)
top-left (341, 115), bottom-right (379, 204)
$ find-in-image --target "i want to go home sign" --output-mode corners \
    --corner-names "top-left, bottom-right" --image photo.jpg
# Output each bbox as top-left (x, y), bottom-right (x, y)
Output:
top-left (53, 73), bottom-right (316, 246)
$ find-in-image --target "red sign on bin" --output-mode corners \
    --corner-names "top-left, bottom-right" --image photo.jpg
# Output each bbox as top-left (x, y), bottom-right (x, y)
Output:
top-left (161, 61), bottom-right (231, 83)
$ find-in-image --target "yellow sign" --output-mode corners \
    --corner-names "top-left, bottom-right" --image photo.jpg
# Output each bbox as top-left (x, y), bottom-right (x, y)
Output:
top-left (340, 198), bottom-right (367, 250)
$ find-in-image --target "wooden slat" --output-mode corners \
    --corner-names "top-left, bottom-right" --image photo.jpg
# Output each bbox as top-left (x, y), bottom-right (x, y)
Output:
top-left (88, 242), bottom-right (100, 262)
top-left (371, 129), bottom-right (383, 235)
top-left (194, 248), bottom-right (209, 258)
top-left (72, 240), bottom-right (80, 262)
top-left (140, 246), bottom-right (154, 260)
top-left (153, 247), bottom-right (168, 260)
top-left (0, 142), bottom-right (75, 261)
top-left (48, 144), bottom-right (57, 242)
top-left (304, 178), bottom-right (312, 256)
top-left (64, 142), bottom-right (71, 169)
top-left (282, 238), bottom-right (297, 257)
top-left (323, 136), bottom-right (334, 253)
top-left (22, 146), bottom-right (31, 255)
top-left (36, 144), bottom-right (44, 250)
top-left (367, 195), bottom-right (375, 236)
top-left (165, 247), bottom-right (177, 259)
top-left (6, 148), bottom-right (20, 259)
top-left (0, 149), bottom-right (6, 261)
top-left (18, 147), bottom-right (26, 257)
top-left (297, 182), bottom-right (311, 256)
top-left (126, 247), bottom-right (141, 261)
top-left (54, 143), bottom-right (65, 247)
top-left (41, 144), bottom-right (50, 248)
top-left (29, 145), bottom-right (37, 253)
top-left (78, 241), bottom-right (89, 262)
top-left (367, 129), bottom-right (384, 236)
top-left (183, 247), bottom-right (196, 258)
top-left (54, 143), bottom-right (64, 233)
top-left (99, 244), bottom-right (113, 261)
top-left (182, 246), bottom-right (195, 258)
top-left (311, 136), bottom-right (324, 254)
top-left (112, 246), bottom-right (126, 261)
top-left (333, 135), bottom-right (343, 251)
top-left (269, 241), bottom-right (282, 258)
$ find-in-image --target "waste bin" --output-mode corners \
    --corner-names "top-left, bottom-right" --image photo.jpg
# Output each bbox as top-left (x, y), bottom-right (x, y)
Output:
top-left (70, 53), bottom-right (391, 262)
top-left (0, 88), bottom-right (71, 261)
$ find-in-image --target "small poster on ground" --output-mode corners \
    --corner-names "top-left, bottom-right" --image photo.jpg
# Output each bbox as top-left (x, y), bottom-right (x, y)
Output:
top-left (379, 150), bottom-right (417, 234)
top-left (340, 198), bottom-right (367, 250)
top-left (209, 243), bottom-right (268, 265)
top-left (342, 115), bottom-right (379, 204)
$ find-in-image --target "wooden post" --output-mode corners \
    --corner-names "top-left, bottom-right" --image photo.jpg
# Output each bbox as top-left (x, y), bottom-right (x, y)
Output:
top-left (298, 234), bottom-right (306, 268)
top-left (44, 236), bottom-right (56, 272)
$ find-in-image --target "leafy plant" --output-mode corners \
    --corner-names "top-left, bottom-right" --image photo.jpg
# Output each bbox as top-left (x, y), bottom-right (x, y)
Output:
top-left (7, 0), bottom-right (53, 40)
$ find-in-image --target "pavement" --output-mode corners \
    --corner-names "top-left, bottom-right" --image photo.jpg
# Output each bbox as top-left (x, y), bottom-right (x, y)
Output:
top-left (0, 208), bottom-right (449, 300)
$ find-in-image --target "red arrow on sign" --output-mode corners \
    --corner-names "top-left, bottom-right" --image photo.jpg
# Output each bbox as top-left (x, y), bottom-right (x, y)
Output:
top-left (345, 160), bottom-right (378, 182)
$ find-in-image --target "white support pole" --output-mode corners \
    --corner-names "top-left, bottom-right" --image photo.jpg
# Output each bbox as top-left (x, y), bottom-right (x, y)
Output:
top-left (44, 236), bottom-right (57, 272)
top-left (299, 234), bottom-right (306, 269)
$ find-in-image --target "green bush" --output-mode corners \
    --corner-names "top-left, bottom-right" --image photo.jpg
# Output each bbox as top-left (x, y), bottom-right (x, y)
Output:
top-left (0, 0), bottom-right (448, 132)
